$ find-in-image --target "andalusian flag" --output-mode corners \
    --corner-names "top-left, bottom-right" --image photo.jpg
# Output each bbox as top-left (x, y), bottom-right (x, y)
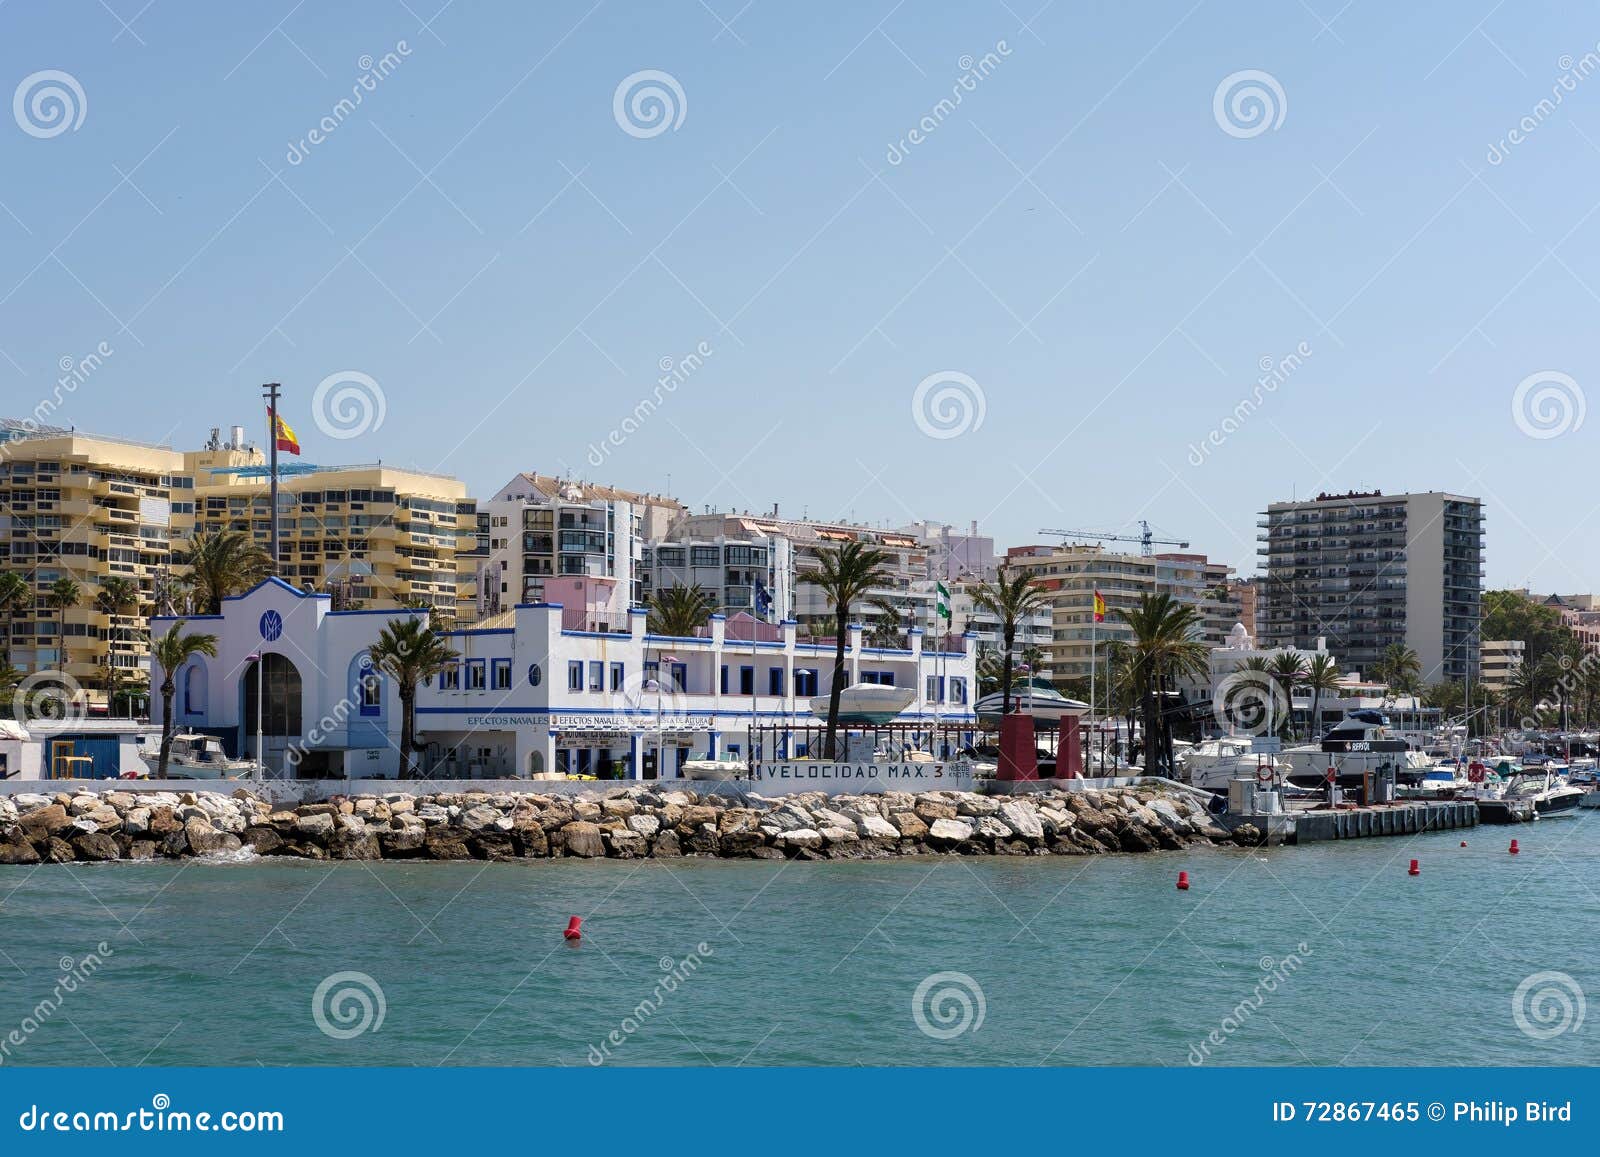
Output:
top-left (1093, 589), bottom-right (1106, 623)
top-left (269, 407), bottom-right (300, 455)
top-left (935, 581), bottom-right (951, 621)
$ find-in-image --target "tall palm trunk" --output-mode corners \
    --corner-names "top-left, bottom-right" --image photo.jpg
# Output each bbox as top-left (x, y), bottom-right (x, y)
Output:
top-left (399, 686), bottom-right (416, 778)
top-left (1140, 657), bottom-right (1161, 772)
top-left (824, 606), bottom-right (848, 759)
top-left (157, 675), bottom-right (176, 778)
top-left (1000, 623), bottom-right (1016, 717)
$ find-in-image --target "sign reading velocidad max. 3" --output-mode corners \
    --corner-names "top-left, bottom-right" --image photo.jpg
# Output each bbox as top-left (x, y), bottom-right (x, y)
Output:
top-left (749, 761), bottom-right (977, 794)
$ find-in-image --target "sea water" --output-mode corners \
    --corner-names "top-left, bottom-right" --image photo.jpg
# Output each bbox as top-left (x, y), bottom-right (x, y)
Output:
top-left (1, 815), bottom-right (1595, 1067)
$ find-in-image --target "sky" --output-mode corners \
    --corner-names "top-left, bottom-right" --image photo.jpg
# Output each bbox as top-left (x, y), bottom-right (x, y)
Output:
top-left (1, 1), bottom-right (1596, 590)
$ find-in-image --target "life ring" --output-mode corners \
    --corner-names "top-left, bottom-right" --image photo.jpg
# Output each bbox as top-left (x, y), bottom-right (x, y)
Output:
top-left (1255, 764), bottom-right (1274, 785)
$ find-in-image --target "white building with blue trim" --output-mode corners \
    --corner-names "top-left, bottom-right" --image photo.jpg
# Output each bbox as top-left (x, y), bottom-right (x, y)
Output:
top-left (151, 577), bottom-right (978, 780)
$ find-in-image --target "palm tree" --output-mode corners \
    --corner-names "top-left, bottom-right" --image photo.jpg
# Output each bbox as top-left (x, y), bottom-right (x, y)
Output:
top-left (95, 577), bottom-right (140, 717)
top-left (47, 577), bottom-right (81, 673)
top-left (1374, 642), bottom-right (1421, 701)
top-left (1115, 592), bottom-right (1208, 774)
top-left (809, 541), bottom-right (896, 758)
top-left (1265, 649), bottom-right (1308, 739)
top-left (0, 571), bottom-right (28, 666)
top-left (179, 529), bottom-right (271, 614)
top-left (1303, 652), bottom-right (1341, 742)
top-left (151, 621), bottom-right (218, 778)
top-left (970, 565), bottom-right (1050, 718)
top-left (645, 583), bottom-right (715, 637)
top-left (0, 660), bottom-right (21, 715)
top-left (367, 617), bottom-right (458, 779)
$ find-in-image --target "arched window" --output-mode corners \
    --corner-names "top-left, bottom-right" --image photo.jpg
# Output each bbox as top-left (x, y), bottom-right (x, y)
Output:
top-left (352, 654), bottom-right (382, 717)
top-left (182, 660), bottom-right (208, 716)
top-left (528, 750), bottom-right (545, 776)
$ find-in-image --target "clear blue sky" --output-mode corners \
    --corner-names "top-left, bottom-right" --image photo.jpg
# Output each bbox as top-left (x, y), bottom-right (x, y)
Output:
top-left (2, 1), bottom-right (1595, 590)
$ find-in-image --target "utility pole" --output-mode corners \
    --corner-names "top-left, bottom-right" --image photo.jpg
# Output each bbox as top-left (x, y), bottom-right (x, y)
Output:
top-left (262, 382), bottom-right (281, 576)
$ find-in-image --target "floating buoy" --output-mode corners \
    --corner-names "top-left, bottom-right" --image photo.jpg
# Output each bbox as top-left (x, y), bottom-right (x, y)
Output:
top-left (563, 915), bottom-right (582, 941)
top-left (1460, 841), bottom-right (1467, 847)
top-left (1509, 839), bottom-right (1520, 855)
top-left (1408, 859), bottom-right (1419, 876)
top-left (1176, 871), bottom-right (1190, 891)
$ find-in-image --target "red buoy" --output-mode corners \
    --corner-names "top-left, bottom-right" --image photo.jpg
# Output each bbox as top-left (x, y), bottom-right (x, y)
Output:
top-left (1176, 871), bottom-right (1190, 891)
top-left (1460, 841), bottom-right (1467, 847)
top-left (1408, 859), bottom-right (1419, 876)
top-left (1509, 839), bottom-right (1520, 855)
top-left (563, 915), bottom-right (583, 940)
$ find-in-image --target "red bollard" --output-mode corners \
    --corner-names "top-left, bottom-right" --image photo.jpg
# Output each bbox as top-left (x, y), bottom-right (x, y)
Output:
top-left (563, 915), bottom-right (582, 940)
top-left (1408, 859), bottom-right (1419, 876)
top-left (1176, 870), bottom-right (1190, 891)
top-left (1509, 839), bottom-right (1520, 855)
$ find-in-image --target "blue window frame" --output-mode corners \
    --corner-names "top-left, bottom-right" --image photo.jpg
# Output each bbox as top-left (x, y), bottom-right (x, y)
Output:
top-left (950, 676), bottom-right (967, 704)
top-left (644, 660), bottom-right (659, 685)
top-left (491, 658), bottom-right (511, 690)
top-left (567, 660), bottom-right (583, 691)
top-left (768, 667), bottom-right (783, 695)
top-left (793, 668), bottom-right (818, 697)
top-left (860, 670), bottom-right (895, 687)
top-left (670, 662), bottom-right (687, 692)
top-left (609, 662), bottom-right (624, 692)
top-left (926, 675), bottom-right (944, 702)
top-left (360, 670), bottom-right (382, 714)
top-left (588, 661), bottom-right (604, 692)
top-left (465, 659), bottom-right (486, 691)
top-left (720, 665), bottom-right (728, 694)
top-left (440, 663), bottom-right (461, 690)
top-left (739, 665), bottom-right (754, 695)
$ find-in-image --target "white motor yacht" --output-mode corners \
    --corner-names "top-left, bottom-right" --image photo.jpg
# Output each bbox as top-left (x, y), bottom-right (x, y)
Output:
top-left (1182, 736), bottom-right (1281, 793)
top-left (143, 733), bottom-right (260, 780)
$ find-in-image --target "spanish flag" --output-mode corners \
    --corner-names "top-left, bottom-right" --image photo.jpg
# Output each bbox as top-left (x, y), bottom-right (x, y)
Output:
top-left (269, 407), bottom-right (300, 455)
top-left (1093, 590), bottom-right (1106, 623)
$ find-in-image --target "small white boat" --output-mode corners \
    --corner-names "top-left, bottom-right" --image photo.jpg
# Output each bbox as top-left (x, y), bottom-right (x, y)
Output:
top-left (1478, 769), bottom-right (1585, 823)
top-left (1182, 736), bottom-right (1281, 793)
top-left (975, 680), bottom-right (1088, 724)
top-left (680, 755), bottom-right (744, 782)
top-left (145, 733), bottom-right (260, 780)
top-left (809, 684), bottom-right (915, 724)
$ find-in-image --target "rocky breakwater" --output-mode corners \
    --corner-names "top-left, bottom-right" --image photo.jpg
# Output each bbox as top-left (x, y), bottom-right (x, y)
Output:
top-left (0, 784), bottom-right (1244, 864)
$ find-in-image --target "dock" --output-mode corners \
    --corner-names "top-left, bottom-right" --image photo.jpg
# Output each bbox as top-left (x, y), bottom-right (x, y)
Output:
top-left (1224, 799), bottom-right (1480, 846)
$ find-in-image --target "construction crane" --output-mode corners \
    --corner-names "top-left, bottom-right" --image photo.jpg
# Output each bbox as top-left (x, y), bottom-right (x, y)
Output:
top-left (1039, 520), bottom-right (1189, 557)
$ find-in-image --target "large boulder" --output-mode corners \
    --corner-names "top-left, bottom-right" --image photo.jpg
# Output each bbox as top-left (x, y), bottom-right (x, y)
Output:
top-left (914, 800), bottom-right (957, 822)
top-left (855, 813), bottom-right (901, 841)
top-left (70, 832), bottom-right (121, 862)
top-left (293, 812), bottom-right (336, 841)
top-left (927, 817), bottom-right (974, 848)
top-left (18, 804), bottom-right (70, 838)
top-left (776, 828), bottom-right (823, 851)
top-left (242, 826), bottom-right (285, 855)
top-left (0, 839), bottom-right (41, 865)
top-left (625, 813), bottom-right (661, 838)
top-left (562, 821), bottom-right (605, 858)
top-left (889, 812), bottom-right (929, 840)
top-left (998, 801), bottom-right (1045, 842)
top-left (184, 817), bottom-right (238, 856)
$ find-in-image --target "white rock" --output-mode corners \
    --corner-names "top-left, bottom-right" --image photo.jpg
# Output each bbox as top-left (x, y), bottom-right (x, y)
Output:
top-left (998, 801), bottom-right (1045, 841)
top-left (13, 794), bottom-right (52, 810)
top-left (69, 817), bottom-right (100, 835)
top-left (855, 814), bottom-right (901, 841)
top-left (819, 825), bottom-right (858, 844)
top-left (928, 817), bottom-right (974, 844)
top-left (812, 807), bottom-right (856, 831)
top-left (625, 813), bottom-right (660, 837)
top-left (777, 828), bottom-right (823, 849)
top-left (975, 816), bottom-right (1011, 840)
top-left (1038, 806), bottom-right (1072, 828)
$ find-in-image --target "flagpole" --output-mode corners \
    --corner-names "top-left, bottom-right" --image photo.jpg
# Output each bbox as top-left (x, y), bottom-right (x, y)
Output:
top-left (1090, 611), bottom-right (1096, 772)
top-left (263, 382), bottom-right (281, 578)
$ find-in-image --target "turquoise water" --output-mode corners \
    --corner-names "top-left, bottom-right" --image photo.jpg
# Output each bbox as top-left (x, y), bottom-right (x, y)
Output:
top-left (1, 815), bottom-right (1597, 1067)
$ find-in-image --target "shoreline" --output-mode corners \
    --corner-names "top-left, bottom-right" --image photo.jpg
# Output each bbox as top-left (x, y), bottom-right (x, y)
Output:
top-left (0, 784), bottom-right (1248, 865)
